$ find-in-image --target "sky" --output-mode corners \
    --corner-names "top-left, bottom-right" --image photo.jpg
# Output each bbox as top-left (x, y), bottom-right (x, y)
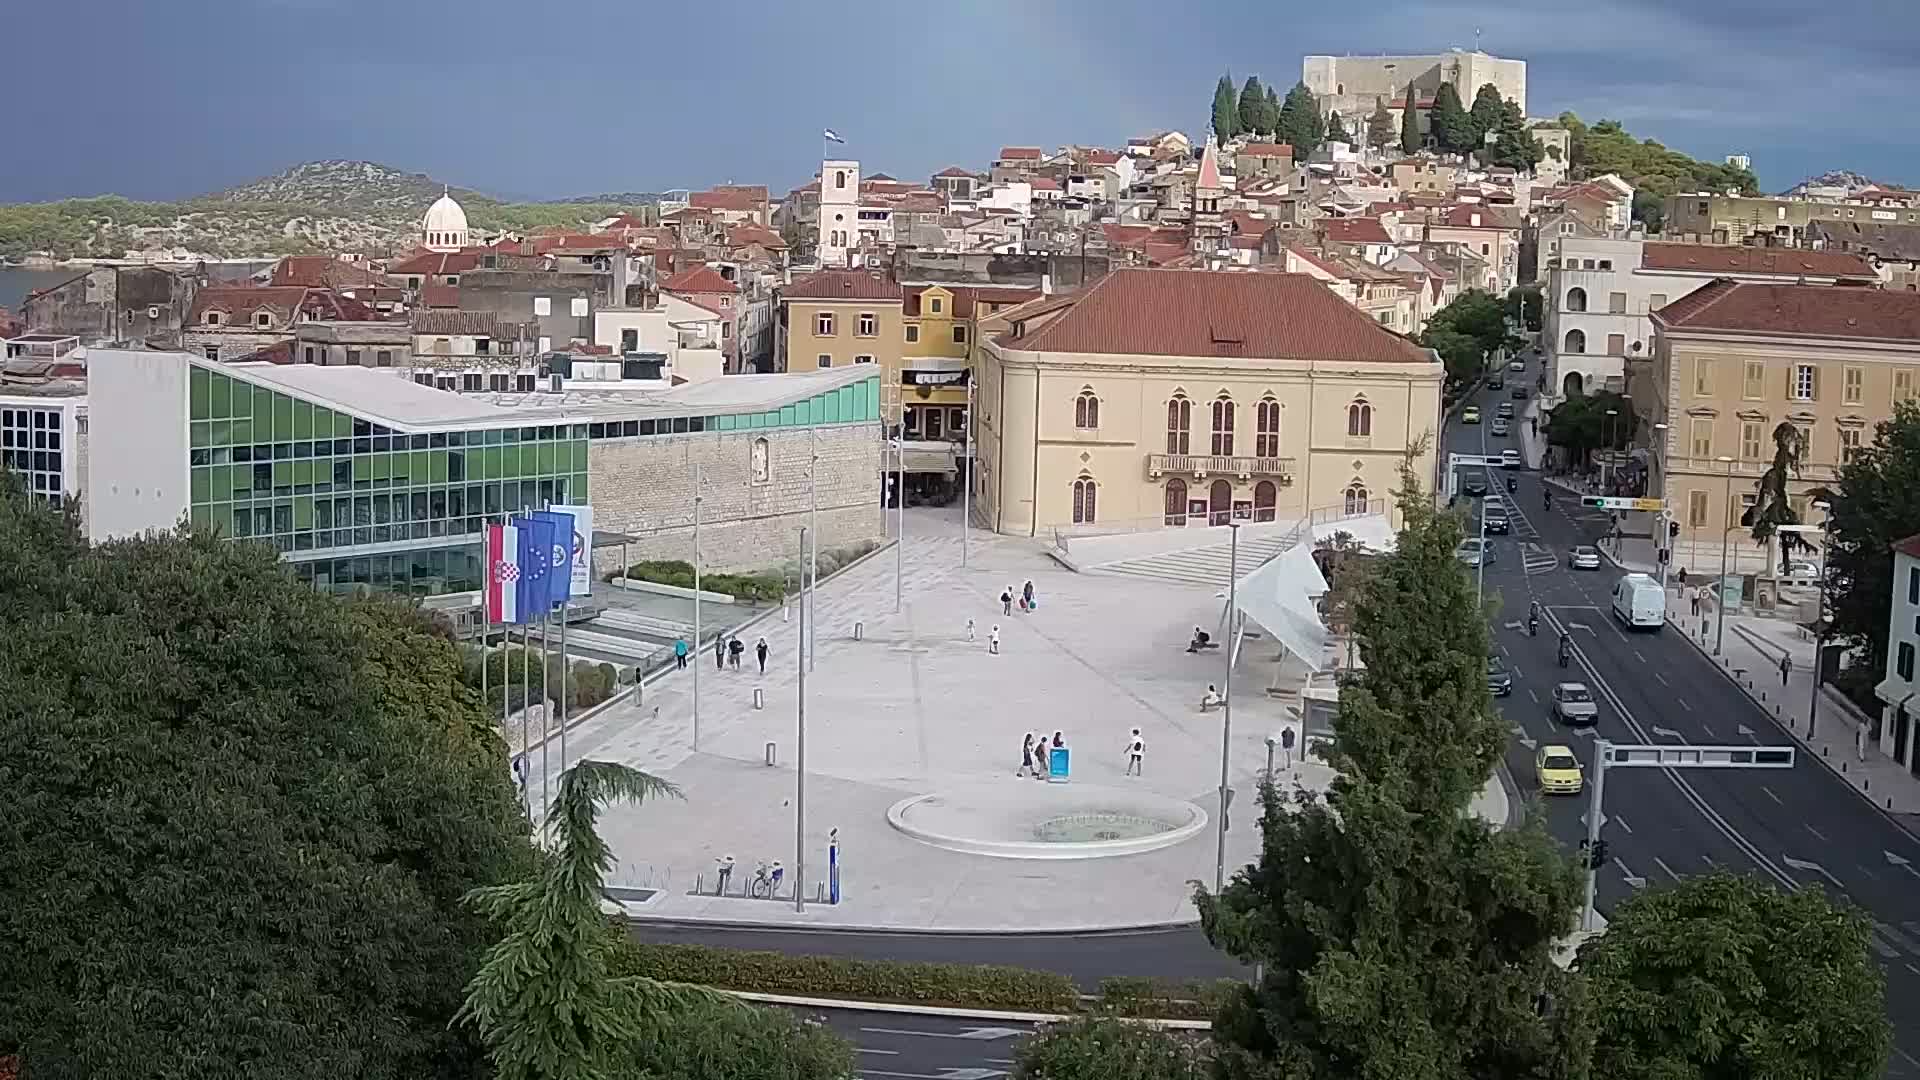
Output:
top-left (5, 0), bottom-right (1915, 204)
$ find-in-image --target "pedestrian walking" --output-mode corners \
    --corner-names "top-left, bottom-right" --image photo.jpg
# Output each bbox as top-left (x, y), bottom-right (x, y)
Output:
top-left (1022, 580), bottom-right (1036, 612)
top-left (673, 636), bottom-right (689, 670)
top-left (1780, 653), bottom-right (1792, 685)
top-left (1001, 587), bottom-right (1013, 616)
top-left (728, 635), bottom-right (745, 671)
top-left (755, 636), bottom-right (769, 674)
top-left (966, 617), bottom-right (976, 642)
top-left (989, 624), bottom-right (1001, 654)
top-left (1125, 727), bottom-right (1145, 776)
top-left (1677, 566), bottom-right (1689, 587)
top-left (1033, 731), bottom-right (1051, 778)
top-left (1018, 733), bottom-right (1037, 778)
top-left (1689, 590), bottom-right (1700, 616)
top-left (714, 634), bottom-right (725, 670)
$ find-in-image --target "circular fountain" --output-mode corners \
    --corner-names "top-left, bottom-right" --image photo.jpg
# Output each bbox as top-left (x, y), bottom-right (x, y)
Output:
top-left (886, 784), bottom-right (1208, 859)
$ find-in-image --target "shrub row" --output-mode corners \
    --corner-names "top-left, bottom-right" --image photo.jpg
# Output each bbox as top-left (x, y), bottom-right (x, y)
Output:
top-left (613, 940), bottom-right (1236, 1019)
top-left (612, 559), bottom-right (788, 604)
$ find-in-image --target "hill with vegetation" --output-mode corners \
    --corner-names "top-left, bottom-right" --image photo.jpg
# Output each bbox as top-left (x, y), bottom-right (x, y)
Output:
top-left (1552, 113), bottom-right (1759, 229)
top-left (0, 160), bottom-right (648, 263)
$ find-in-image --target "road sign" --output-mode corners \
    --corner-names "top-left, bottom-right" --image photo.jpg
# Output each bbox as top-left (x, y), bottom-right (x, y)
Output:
top-left (1579, 496), bottom-right (1665, 512)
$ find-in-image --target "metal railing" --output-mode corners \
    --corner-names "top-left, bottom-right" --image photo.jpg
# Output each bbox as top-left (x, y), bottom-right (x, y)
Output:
top-left (1665, 455), bottom-right (1840, 482)
top-left (1145, 453), bottom-right (1297, 479)
top-left (1048, 497), bottom-right (1389, 556)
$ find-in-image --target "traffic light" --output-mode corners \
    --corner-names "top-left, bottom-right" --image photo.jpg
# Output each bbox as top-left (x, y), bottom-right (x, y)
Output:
top-left (1670, 520), bottom-right (1681, 539)
top-left (1591, 839), bottom-right (1611, 869)
top-left (1580, 496), bottom-right (1608, 508)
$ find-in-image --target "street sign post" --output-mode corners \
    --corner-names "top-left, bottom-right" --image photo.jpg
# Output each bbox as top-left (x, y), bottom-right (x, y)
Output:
top-left (1579, 496), bottom-right (1665, 512)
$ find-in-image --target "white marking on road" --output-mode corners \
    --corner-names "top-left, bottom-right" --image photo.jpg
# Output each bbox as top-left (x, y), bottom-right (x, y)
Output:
top-left (1737, 723), bottom-right (1758, 743)
top-left (1651, 725), bottom-right (1684, 739)
top-left (1907, 963), bottom-right (1920, 977)
top-left (861, 1069), bottom-right (1007, 1080)
top-left (1613, 815), bottom-right (1633, 834)
top-left (1654, 671), bottom-right (1669, 686)
top-left (861, 1027), bottom-right (1026, 1042)
top-left (1896, 1047), bottom-right (1920, 1073)
top-left (1677, 697), bottom-right (1693, 712)
top-left (1781, 854), bottom-right (1844, 889)
top-left (1806, 824), bottom-right (1829, 843)
top-left (1763, 786), bottom-right (1783, 805)
top-left (1616, 860), bottom-right (1646, 888)
top-left (1888, 851), bottom-right (1920, 879)
top-left (858, 1049), bottom-right (903, 1056)
top-left (1634, 649), bottom-right (1647, 663)
top-left (1527, 688), bottom-right (1539, 703)
top-left (1652, 856), bottom-right (1681, 882)
top-left (1510, 724), bottom-right (1537, 751)
top-left (1877, 920), bottom-right (1920, 956)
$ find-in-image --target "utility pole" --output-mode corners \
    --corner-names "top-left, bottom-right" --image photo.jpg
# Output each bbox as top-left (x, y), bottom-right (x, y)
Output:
top-left (894, 425), bottom-right (905, 613)
top-left (1215, 523), bottom-right (1241, 893)
top-left (809, 425), bottom-right (818, 673)
top-left (692, 464), bottom-right (703, 751)
top-left (962, 376), bottom-right (973, 567)
top-left (796, 526), bottom-right (809, 913)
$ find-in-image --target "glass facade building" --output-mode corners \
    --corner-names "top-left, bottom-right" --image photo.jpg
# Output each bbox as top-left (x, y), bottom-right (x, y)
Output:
top-left (1, 404), bottom-right (69, 508)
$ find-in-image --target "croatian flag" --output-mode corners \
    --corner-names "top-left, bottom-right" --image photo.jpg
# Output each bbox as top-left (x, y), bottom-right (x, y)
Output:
top-left (515, 514), bottom-right (556, 622)
top-left (485, 521), bottom-right (521, 624)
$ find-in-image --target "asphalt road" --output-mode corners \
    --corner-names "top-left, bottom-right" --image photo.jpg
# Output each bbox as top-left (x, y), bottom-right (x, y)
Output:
top-left (802, 1005), bottom-right (1038, 1080)
top-left (1449, 355), bottom-right (1920, 1077)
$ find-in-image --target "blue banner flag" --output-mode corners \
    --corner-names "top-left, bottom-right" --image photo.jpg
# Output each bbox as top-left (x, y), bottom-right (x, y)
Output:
top-left (514, 514), bottom-right (555, 623)
top-left (532, 510), bottom-right (573, 610)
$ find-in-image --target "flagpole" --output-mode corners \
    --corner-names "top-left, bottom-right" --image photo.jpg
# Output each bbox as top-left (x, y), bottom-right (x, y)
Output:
top-left (559, 599), bottom-right (569, 775)
top-left (692, 463), bottom-right (703, 753)
top-left (540, 610), bottom-right (551, 822)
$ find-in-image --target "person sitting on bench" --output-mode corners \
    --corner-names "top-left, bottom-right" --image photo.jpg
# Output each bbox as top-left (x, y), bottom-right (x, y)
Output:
top-left (1199, 684), bottom-right (1222, 711)
top-left (1187, 626), bottom-right (1215, 652)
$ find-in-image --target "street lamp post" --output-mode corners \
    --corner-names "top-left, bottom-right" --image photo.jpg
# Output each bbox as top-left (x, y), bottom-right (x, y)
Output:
top-left (1477, 398), bottom-right (1490, 602)
top-left (692, 464), bottom-right (703, 751)
top-left (1780, 510), bottom-right (1832, 736)
top-left (1714, 455), bottom-right (1736, 655)
top-left (1215, 522), bottom-right (1241, 894)
top-left (1652, 422), bottom-right (1670, 588)
top-left (1602, 408), bottom-right (1619, 489)
top-left (963, 376), bottom-right (973, 568)
top-left (796, 526), bottom-right (808, 913)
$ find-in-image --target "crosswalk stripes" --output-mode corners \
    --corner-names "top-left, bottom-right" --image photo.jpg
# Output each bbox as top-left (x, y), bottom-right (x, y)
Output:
top-left (1522, 541), bottom-right (1559, 576)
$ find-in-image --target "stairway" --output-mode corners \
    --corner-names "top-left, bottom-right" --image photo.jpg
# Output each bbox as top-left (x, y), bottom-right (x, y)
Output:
top-left (1090, 529), bottom-right (1301, 588)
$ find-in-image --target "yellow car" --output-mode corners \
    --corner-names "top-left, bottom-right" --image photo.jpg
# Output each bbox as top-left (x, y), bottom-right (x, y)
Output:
top-left (1535, 745), bottom-right (1585, 795)
top-left (1462, 405), bottom-right (1481, 424)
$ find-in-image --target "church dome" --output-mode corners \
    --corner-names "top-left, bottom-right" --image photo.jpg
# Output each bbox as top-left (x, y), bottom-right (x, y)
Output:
top-left (421, 190), bottom-right (470, 252)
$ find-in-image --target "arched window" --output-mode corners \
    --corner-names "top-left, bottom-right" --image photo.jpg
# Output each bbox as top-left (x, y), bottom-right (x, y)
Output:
top-left (751, 437), bottom-right (771, 484)
top-left (1254, 480), bottom-right (1277, 522)
top-left (1074, 388), bottom-right (1100, 429)
top-left (835, 170), bottom-right (847, 189)
top-left (1347, 397), bottom-right (1372, 437)
top-left (1164, 478), bottom-right (1188, 525)
top-left (1566, 287), bottom-right (1588, 313)
top-left (1210, 394), bottom-right (1235, 455)
top-left (1072, 475), bottom-right (1098, 524)
top-left (1344, 481), bottom-right (1370, 516)
top-left (1564, 328), bottom-right (1586, 354)
top-left (1165, 394), bottom-right (1191, 455)
top-left (1255, 397), bottom-right (1281, 458)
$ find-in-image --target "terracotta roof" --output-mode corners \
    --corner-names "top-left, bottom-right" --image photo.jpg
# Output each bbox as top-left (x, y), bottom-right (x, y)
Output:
top-left (934, 166), bottom-right (976, 179)
top-left (1084, 150), bottom-right (1122, 165)
top-left (531, 232), bottom-right (625, 254)
top-left (234, 340), bottom-right (295, 364)
top-left (711, 184), bottom-right (769, 199)
top-left (660, 265), bottom-right (738, 295)
top-left (1225, 209), bottom-right (1271, 237)
top-left (269, 256), bottom-right (391, 290)
top-left (724, 222), bottom-right (788, 250)
top-left (998, 146), bottom-right (1043, 161)
top-left (411, 309), bottom-right (500, 336)
top-left (1808, 220), bottom-right (1920, 262)
top-left (1893, 533), bottom-right (1920, 560)
top-left (1197, 140), bottom-right (1222, 190)
top-left (1435, 205), bottom-right (1519, 230)
top-left (1387, 97), bottom-right (1437, 109)
top-left (903, 285), bottom-right (1044, 318)
top-left (1322, 217), bottom-right (1393, 245)
top-left (999, 268), bottom-right (1433, 363)
top-left (1237, 142), bottom-right (1294, 158)
top-left (782, 269), bottom-right (905, 302)
top-left (1639, 243), bottom-right (1876, 278)
top-left (690, 189), bottom-right (762, 212)
top-left (1653, 279), bottom-right (1920, 341)
top-left (420, 284), bottom-right (460, 309)
top-left (188, 285), bottom-right (312, 326)
top-left (387, 249), bottom-right (484, 276)
top-left (1030, 177), bottom-right (1061, 192)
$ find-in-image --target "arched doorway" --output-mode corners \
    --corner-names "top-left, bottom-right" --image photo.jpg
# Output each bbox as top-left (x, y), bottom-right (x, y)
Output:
top-left (1253, 480), bottom-right (1277, 522)
top-left (1208, 479), bottom-right (1232, 526)
top-left (1563, 371), bottom-right (1586, 398)
top-left (1164, 478), bottom-right (1188, 526)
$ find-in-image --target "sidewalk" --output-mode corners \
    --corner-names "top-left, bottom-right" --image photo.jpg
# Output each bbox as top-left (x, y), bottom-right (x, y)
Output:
top-left (1661, 587), bottom-right (1920, 822)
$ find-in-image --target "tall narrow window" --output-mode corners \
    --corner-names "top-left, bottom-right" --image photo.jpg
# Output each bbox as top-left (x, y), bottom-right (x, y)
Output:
top-left (1840, 426), bottom-right (1862, 462)
top-left (1074, 389), bottom-right (1100, 429)
top-left (1255, 397), bottom-right (1280, 457)
top-left (1210, 395), bottom-right (1235, 455)
top-left (857, 312), bottom-right (877, 337)
top-left (1347, 398), bottom-right (1372, 437)
top-left (1164, 478), bottom-right (1188, 526)
top-left (1688, 490), bottom-right (1709, 527)
top-left (1072, 476), bottom-right (1098, 524)
top-left (1344, 482), bottom-right (1370, 516)
top-left (1843, 366), bottom-right (1863, 405)
top-left (1792, 363), bottom-right (1818, 401)
top-left (1744, 360), bottom-right (1765, 399)
top-left (1166, 395), bottom-right (1191, 455)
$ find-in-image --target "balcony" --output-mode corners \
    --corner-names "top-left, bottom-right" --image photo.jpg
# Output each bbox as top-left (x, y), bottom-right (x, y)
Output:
top-left (1146, 453), bottom-right (1296, 482)
top-left (1665, 455), bottom-right (1840, 483)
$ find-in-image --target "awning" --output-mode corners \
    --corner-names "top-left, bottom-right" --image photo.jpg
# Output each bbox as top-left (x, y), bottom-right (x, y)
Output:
top-left (1225, 542), bottom-right (1330, 672)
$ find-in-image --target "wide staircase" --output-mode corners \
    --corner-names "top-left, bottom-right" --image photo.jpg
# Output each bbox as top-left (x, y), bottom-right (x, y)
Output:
top-left (1090, 529), bottom-right (1300, 587)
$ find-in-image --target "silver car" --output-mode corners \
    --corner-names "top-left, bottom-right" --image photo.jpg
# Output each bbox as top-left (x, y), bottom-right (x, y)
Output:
top-left (1568, 546), bottom-right (1602, 570)
top-left (1455, 538), bottom-right (1495, 566)
top-left (1551, 682), bottom-right (1599, 727)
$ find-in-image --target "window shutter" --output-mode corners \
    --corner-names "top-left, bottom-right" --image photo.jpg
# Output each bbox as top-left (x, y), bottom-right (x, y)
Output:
top-left (1786, 366), bottom-right (1796, 399)
top-left (1810, 366), bottom-right (1821, 401)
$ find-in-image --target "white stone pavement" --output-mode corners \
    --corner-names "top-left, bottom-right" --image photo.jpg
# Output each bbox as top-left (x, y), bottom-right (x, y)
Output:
top-left (548, 506), bottom-right (1507, 930)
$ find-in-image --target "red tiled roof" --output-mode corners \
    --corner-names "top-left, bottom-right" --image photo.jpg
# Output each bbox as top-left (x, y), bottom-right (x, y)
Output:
top-left (188, 285), bottom-right (312, 325)
top-left (412, 309), bottom-right (500, 336)
top-left (1639, 243), bottom-right (1876, 278)
top-left (420, 284), bottom-right (460, 309)
top-left (1237, 142), bottom-right (1294, 158)
top-left (234, 340), bottom-right (295, 364)
top-left (1084, 150), bottom-right (1122, 165)
top-left (1000, 268), bottom-right (1433, 363)
top-left (1197, 139), bottom-right (1222, 190)
top-left (998, 146), bottom-right (1043, 160)
top-left (1387, 97), bottom-right (1437, 109)
top-left (934, 166), bottom-right (976, 178)
top-left (724, 222), bottom-right (787, 250)
top-left (532, 232), bottom-right (625, 254)
top-left (690, 189), bottom-right (762, 212)
top-left (1322, 217), bottom-right (1393, 245)
top-left (1653, 279), bottom-right (1920, 341)
top-left (269, 256), bottom-right (391, 290)
top-left (1893, 533), bottom-right (1920, 560)
top-left (1435, 205), bottom-right (1519, 229)
top-left (661, 265), bottom-right (738, 295)
top-left (387, 249), bottom-right (484, 276)
top-left (711, 184), bottom-right (769, 199)
top-left (782, 269), bottom-right (905, 302)
top-left (1030, 177), bottom-right (1061, 192)
top-left (1225, 209), bottom-right (1270, 237)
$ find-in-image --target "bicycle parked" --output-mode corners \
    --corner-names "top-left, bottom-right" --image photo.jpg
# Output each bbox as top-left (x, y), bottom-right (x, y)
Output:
top-left (750, 859), bottom-right (784, 899)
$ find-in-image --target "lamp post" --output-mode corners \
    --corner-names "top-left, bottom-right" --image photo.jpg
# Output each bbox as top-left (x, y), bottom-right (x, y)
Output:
top-left (963, 376), bottom-right (973, 568)
top-left (1780, 509), bottom-right (1831, 736)
top-left (1652, 422), bottom-right (1670, 587)
top-left (1714, 455), bottom-right (1736, 655)
top-left (796, 526), bottom-right (809, 913)
top-left (1602, 408), bottom-right (1619, 489)
top-left (1477, 392), bottom-right (1490, 602)
top-left (1215, 522), bottom-right (1241, 894)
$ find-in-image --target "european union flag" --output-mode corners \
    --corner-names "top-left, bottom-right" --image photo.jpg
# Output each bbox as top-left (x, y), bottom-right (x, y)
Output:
top-left (532, 510), bottom-right (574, 611)
top-left (514, 514), bottom-right (555, 622)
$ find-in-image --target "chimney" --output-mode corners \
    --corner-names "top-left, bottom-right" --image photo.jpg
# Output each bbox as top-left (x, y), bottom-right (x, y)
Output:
top-left (1041, 273), bottom-right (1053, 296)
top-left (1470, 212), bottom-right (1482, 227)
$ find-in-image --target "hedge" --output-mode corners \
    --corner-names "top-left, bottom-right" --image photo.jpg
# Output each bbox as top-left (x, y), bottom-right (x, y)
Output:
top-left (1095, 976), bottom-right (1241, 1021)
top-left (612, 559), bottom-right (787, 604)
top-left (613, 940), bottom-right (1081, 1013)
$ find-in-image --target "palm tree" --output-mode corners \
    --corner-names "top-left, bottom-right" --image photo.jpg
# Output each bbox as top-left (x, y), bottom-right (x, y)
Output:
top-left (1743, 420), bottom-right (1810, 577)
top-left (458, 761), bottom-right (714, 1080)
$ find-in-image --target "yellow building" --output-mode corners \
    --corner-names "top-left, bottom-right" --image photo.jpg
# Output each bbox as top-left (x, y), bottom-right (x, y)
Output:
top-left (975, 268), bottom-right (1444, 536)
top-left (1641, 279), bottom-right (1920, 575)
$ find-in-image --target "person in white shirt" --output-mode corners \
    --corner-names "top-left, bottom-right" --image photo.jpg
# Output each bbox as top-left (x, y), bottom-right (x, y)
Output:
top-left (1125, 728), bottom-right (1145, 776)
top-left (989, 625), bottom-right (1001, 654)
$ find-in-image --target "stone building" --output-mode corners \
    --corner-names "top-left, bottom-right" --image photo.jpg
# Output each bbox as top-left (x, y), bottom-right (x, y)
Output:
top-left (22, 265), bottom-right (200, 347)
top-left (1303, 50), bottom-right (1527, 127)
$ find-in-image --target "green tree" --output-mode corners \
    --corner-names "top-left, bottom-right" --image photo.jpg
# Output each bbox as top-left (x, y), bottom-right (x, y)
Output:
top-left (1824, 402), bottom-right (1920, 677)
top-left (1238, 76), bottom-right (1268, 137)
top-left (1399, 91), bottom-right (1422, 154)
top-left (1011, 1017), bottom-right (1210, 1079)
top-left (1275, 82), bottom-right (1325, 157)
top-left (1325, 110), bottom-right (1350, 144)
top-left (1507, 284), bottom-right (1543, 331)
top-left (0, 477), bottom-right (533, 1079)
top-left (1264, 84), bottom-right (1282, 136)
top-left (1431, 83), bottom-right (1473, 153)
top-left (1578, 872), bottom-right (1890, 1080)
top-left (628, 999), bottom-right (855, 1080)
top-left (1212, 73), bottom-right (1241, 138)
top-left (1544, 390), bottom-right (1638, 466)
top-left (1422, 287), bottom-right (1519, 384)
top-left (1366, 97), bottom-right (1396, 151)
top-left (1553, 109), bottom-right (1759, 208)
top-left (1195, 461), bottom-right (1591, 1080)
top-left (1468, 83), bottom-right (1506, 147)
top-left (1486, 101), bottom-right (1545, 171)
top-left (1741, 420), bottom-right (1811, 574)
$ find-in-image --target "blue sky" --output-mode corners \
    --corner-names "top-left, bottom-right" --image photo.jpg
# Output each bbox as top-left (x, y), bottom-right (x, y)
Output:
top-left (5, 0), bottom-right (1913, 203)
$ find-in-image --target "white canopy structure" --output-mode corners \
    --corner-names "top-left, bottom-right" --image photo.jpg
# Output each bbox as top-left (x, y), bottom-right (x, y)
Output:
top-left (1225, 542), bottom-right (1331, 673)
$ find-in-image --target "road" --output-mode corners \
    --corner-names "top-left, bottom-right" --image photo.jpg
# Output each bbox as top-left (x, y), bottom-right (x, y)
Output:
top-left (1449, 352), bottom-right (1920, 1076)
top-left (807, 1005), bottom-right (1037, 1080)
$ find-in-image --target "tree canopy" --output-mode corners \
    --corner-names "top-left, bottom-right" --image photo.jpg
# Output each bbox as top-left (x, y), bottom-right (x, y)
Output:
top-left (1507, 284), bottom-right (1544, 332)
top-left (1822, 401), bottom-right (1920, 672)
top-left (1468, 83), bottom-right (1506, 148)
top-left (1366, 98), bottom-right (1396, 152)
top-left (0, 476), bottom-right (534, 1078)
top-left (1421, 288), bottom-right (1518, 385)
top-left (1399, 92), bottom-right (1422, 154)
top-left (1555, 112), bottom-right (1760, 225)
top-left (1740, 420), bottom-right (1812, 569)
top-left (1431, 83), bottom-right (1474, 154)
top-left (1577, 873), bottom-right (1890, 1080)
top-left (1275, 82), bottom-right (1325, 158)
top-left (1545, 390), bottom-right (1638, 465)
top-left (1239, 76), bottom-right (1272, 137)
top-left (1212, 74), bottom-right (1241, 139)
top-left (1485, 99), bottom-right (1546, 171)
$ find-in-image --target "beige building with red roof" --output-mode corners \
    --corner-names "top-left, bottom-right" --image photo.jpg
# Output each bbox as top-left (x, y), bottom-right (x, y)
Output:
top-left (1640, 280), bottom-right (1920, 574)
top-left (975, 268), bottom-right (1442, 536)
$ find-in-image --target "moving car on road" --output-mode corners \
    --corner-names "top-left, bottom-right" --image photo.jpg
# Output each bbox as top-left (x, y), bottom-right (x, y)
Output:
top-left (1611, 572), bottom-right (1666, 631)
top-left (1567, 545), bottom-right (1602, 570)
top-left (1496, 402), bottom-right (1515, 419)
top-left (1511, 384), bottom-right (1528, 399)
top-left (1482, 504), bottom-right (1511, 534)
top-left (1535, 745), bottom-right (1585, 795)
top-left (1500, 448), bottom-right (1522, 469)
top-left (1489, 372), bottom-right (1506, 389)
top-left (1490, 417), bottom-right (1510, 436)
top-left (1551, 682), bottom-right (1599, 727)
top-left (1461, 472), bottom-right (1489, 497)
top-left (1462, 405), bottom-right (1481, 424)
top-left (1455, 538), bottom-right (1495, 567)
top-left (1487, 657), bottom-right (1514, 696)
top-left (1508, 359), bottom-right (1526, 372)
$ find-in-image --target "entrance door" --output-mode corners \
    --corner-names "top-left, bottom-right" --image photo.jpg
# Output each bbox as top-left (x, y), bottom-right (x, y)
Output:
top-left (1895, 707), bottom-right (1911, 771)
top-left (1209, 479), bottom-right (1232, 526)
top-left (1254, 480), bottom-right (1277, 522)
top-left (1164, 478), bottom-right (1188, 526)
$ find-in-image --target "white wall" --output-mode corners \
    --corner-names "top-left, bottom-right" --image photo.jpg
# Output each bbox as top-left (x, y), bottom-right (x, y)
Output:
top-left (978, 182), bottom-right (1033, 219)
top-left (85, 348), bottom-right (191, 542)
top-left (1880, 550), bottom-right (1920, 763)
top-left (1544, 236), bottom-right (1648, 399)
top-left (818, 159), bottom-right (861, 270)
top-left (594, 307), bottom-right (668, 354)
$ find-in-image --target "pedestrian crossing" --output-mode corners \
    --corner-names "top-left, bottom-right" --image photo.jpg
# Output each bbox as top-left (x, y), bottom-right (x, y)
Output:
top-left (1522, 541), bottom-right (1560, 576)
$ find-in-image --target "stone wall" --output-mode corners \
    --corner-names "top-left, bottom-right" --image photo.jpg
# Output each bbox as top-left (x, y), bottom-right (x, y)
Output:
top-left (587, 420), bottom-right (884, 575)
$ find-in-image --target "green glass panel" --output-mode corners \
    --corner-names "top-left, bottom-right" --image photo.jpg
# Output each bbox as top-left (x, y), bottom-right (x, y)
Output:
top-left (428, 452), bottom-right (448, 484)
top-left (210, 419), bottom-right (231, 446)
top-left (569, 440), bottom-right (587, 471)
top-left (293, 400), bottom-right (315, 440)
top-left (777, 404), bottom-right (793, 426)
top-left (190, 366), bottom-right (212, 420)
top-left (537, 443), bottom-right (555, 475)
top-left (210, 372), bottom-right (231, 417)
top-left (472, 448), bottom-right (491, 481)
top-left (190, 505), bottom-right (212, 529)
top-left (391, 453), bottom-right (412, 484)
top-left (190, 422), bottom-right (210, 449)
top-left (209, 504), bottom-right (233, 534)
top-left (824, 389), bottom-right (842, 423)
top-left (335, 410), bottom-right (355, 437)
top-left (272, 462), bottom-right (293, 488)
top-left (274, 394), bottom-right (293, 442)
top-left (353, 456), bottom-right (372, 482)
top-left (251, 384), bottom-right (273, 435)
top-left (715, 414), bottom-right (735, 432)
top-left (572, 473), bottom-right (588, 500)
top-left (229, 417), bottom-right (252, 446)
top-left (866, 376), bottom-right (880, 418)
top-left (372, 454), bottom-right (390, 482)
top-left (293, 497), bottom-right (314, 528)
top-left (190, 468), bottom-right (210, 503)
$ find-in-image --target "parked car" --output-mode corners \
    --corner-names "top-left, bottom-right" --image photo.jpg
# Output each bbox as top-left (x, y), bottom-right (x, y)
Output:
top-left (1535, 745), bottom-right (1585, 795)
top-left (1462, 405), bottom-right (1481, 424)
top-left (1551, 682), bottom-right (1600, 726)
top-left (1490, 417), bottom-right (1511, 436)
top-left (1482, 505), bottom-right (1511, 534)
top-left (1455, 538), bottom-right (1495, 567)
top-left (1487, 657), bottom-right (1514, 696)
top-left (1509, 359), bottom-right (1526, 373)
top-left (1568, 545), bottom-right (1603, 570)
top-left (1781, 560), bottom-right (1820, 584)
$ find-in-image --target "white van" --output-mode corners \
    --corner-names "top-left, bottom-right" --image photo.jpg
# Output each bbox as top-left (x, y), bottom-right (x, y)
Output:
top-left (1611, 573), bottom-right (1665, 631)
